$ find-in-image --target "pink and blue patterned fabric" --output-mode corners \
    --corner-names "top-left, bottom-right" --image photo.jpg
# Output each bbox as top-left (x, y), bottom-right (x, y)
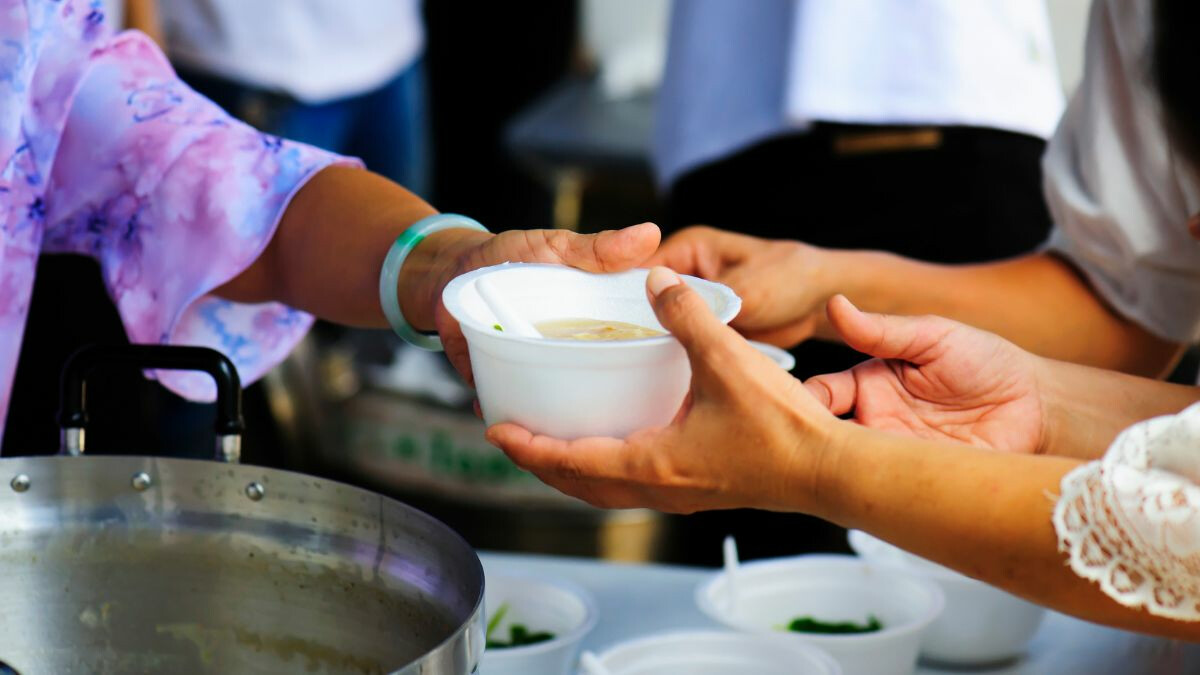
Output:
top-left (0, 0), bottom-right (355, 436)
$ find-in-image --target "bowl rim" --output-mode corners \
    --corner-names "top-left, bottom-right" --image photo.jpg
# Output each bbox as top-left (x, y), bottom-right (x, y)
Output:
top-left (693, 553), bottom-right (946, 645)
top-left (442, 263), bottom-right (742, 349)
top-left (595, 629), bottom-right (843, 673)
top-left (480, 572), bottom-right (599, 659)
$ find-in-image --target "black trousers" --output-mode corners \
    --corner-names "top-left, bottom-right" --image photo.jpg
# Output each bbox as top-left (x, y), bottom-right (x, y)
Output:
top-left (658, 124), bottom-right (1052, 565)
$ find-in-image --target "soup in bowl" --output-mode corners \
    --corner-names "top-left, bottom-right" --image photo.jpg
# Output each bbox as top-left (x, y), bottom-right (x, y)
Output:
top-left (441, 263), bottom-right (741, 439)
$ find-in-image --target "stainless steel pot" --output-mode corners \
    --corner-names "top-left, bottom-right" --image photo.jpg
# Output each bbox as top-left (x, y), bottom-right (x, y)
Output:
top-left (0, 346), bottom-right (483, 674)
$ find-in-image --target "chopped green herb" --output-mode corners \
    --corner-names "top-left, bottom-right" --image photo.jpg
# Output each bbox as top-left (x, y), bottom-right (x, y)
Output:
top-left (782, 615), bottom-right (883, 634)
top-left (484, 604), bottom-right (556, 649)
top-left (486, 624), bottom-right (556, 649)
top-left (485, 603), bottom-right (509, 642)
top-left (493, 324), bottom-right (504, 332)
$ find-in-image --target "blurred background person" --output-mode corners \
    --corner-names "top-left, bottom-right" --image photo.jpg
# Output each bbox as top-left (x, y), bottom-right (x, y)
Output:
top-left (657, 0), bottom-right (1065, 378)
top-left (125, 0), bottom-right (429, 195)
top-left (652, 0), bottom-right (1068, 562)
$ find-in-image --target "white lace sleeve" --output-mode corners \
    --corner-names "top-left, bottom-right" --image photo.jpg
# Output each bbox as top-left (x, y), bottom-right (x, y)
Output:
top-left (1053, 402), bottom-right (1200, 621)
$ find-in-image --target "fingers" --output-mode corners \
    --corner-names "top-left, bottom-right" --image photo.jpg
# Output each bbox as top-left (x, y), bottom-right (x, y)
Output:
top-left (546, 222), bottom-right (661, 273)
top-left (825, 295), bottom-right (952, 364)
top-left (803, 371), bottom-right (858, 416)
top-left (644, 225), bottom-right (762, 276)
top-left (645, 225), bottom-right (721, 276)
top-left (485, 423), bottom-right (632, 484)
top-left (435, 306), bottom-right (475, 387)
top-left (485, 423), bottom-right (699, 512)
top-left (646, 266), bottom-right (747, 365)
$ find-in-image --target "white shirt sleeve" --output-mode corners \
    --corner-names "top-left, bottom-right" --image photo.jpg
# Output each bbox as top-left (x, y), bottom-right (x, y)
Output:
top-left (1054, 402), bottom-right (1200, 621)
top-left (1042, 0), bottom-right (1200, 344)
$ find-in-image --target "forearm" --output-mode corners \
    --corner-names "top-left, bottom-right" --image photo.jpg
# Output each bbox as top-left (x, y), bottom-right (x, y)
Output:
top-left (1036, 356), bottom-right (1200, 459)
top-left (813, 424), bottom-right (1200, 639)
top-left (216, 166), bottom-right (487, 330)
top-left (818, 250), bottom-right (1182, 377)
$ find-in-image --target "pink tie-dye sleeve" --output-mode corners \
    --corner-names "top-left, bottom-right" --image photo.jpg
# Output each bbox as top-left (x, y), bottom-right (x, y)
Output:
top-left (42, 32), bottom-right (362, 401)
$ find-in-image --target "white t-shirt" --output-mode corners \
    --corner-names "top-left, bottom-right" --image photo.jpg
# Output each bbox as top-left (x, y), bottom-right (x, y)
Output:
top-left (160, 0), bottom-right (425, 104)
top-left (1043, 0), bottom-right (1200, 344)
top-left (653, 0), bottom-right (1064, 188)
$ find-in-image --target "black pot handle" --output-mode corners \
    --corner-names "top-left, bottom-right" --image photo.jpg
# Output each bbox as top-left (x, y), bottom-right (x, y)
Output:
top-left (57, 345), bottom-right (245, 462)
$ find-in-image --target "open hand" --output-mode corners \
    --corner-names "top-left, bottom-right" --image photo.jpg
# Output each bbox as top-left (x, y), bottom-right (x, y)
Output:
top-left (803, 296), bottom-right (1046, 454)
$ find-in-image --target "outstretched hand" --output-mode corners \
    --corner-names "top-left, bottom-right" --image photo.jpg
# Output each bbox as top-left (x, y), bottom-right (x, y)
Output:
top-left (804, 296), bottom-right (1046, 454)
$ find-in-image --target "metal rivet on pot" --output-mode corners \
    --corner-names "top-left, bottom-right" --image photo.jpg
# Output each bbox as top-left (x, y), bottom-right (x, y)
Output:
top-left (245, 482), bottom-right (265, 501)
top-left (131, 472), bottom-right (152, 491)
top-left (9, 474), bottom-right (29, 493)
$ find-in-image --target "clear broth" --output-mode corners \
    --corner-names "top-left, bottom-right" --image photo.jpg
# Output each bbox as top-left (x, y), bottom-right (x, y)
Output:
top-left (535, 318), bottom-right (664, 341)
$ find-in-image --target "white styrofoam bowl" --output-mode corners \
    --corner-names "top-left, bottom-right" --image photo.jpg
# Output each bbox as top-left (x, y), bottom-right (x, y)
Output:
top-left (588, 630), bottom-right (842, 675)
top-left (442, 263), bottom-right (741, 439)
top-left (481, 573), bottom-right (598, 675)
top-left (695, 555), bottom-right (944, 675)
top-left (847, 530), bottom-right (1046, 666)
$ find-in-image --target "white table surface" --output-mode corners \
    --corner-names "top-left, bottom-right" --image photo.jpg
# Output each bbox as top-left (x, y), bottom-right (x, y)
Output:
top-left (480, 552), bottom-right (1200, 675)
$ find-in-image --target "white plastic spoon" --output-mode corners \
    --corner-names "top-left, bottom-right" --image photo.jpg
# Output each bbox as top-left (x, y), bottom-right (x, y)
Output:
top-left (475, 275), bottom-right (542, 338)
top-left (579, 650), bottom-right (614, 675)
top-left (723, 535), bottom-right (740, 614)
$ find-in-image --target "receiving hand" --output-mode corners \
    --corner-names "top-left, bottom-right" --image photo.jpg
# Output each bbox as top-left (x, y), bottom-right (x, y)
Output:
top-left (647, 226), bottom-right (831, 347)
top-left (803, 296), bottom-right (1046, 454)
top-left (413, 222), bottom-right (661, 384)
top-left (486, 267), bottom-right (841, 514)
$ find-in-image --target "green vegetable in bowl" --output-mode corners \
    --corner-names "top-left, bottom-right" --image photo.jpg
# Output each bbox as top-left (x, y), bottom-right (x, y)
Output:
top-left (484, 603), bottom-right (557, 649)
top-left (782, 615), bottom-right (883, 634)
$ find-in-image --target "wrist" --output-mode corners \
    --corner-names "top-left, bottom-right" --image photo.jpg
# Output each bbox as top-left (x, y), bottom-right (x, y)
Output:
top-left (804, 421), bottom-right (931, 529)
top-left (398, 227), bottom-right (492, 332)
top-left (1034, 355), bottom-right (1096, 458)
top-left (1030, 355), bottom-right (1056, 456)
top-left (796, 245), bottom-right (839, 340)
top-left (807, 248), bottom-right (888, 340)
top-left (803, 418), bottom-right (867, 522)
top-left (779, 410), bottom-right (856, 517)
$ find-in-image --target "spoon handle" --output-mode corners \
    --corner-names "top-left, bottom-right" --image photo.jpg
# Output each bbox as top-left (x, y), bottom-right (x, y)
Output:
top-left (476, 276), bottom-right (542, 338)
top-left (723, 535), bottom-right (740, 613)
top-left (579, 650), bottom-right (613, 675)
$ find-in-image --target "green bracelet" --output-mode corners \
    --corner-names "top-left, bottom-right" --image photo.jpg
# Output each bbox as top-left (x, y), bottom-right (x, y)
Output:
top-left (379, 214), bottom-right (490, 351)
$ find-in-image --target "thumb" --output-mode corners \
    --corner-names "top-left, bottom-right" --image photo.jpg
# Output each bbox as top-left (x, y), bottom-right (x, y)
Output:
top-left (826, 295), bottom-right (950, 365)
top-left (803, 371), bottom-right (858, 416)
top-left (549, 222), bottom-right (661, 273)
top-left (646, 266), bottom-right (741, 362)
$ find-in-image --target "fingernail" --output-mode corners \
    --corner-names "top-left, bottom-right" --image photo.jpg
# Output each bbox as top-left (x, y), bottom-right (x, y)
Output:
top-left (647, 266), bottom-right (682, 297)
